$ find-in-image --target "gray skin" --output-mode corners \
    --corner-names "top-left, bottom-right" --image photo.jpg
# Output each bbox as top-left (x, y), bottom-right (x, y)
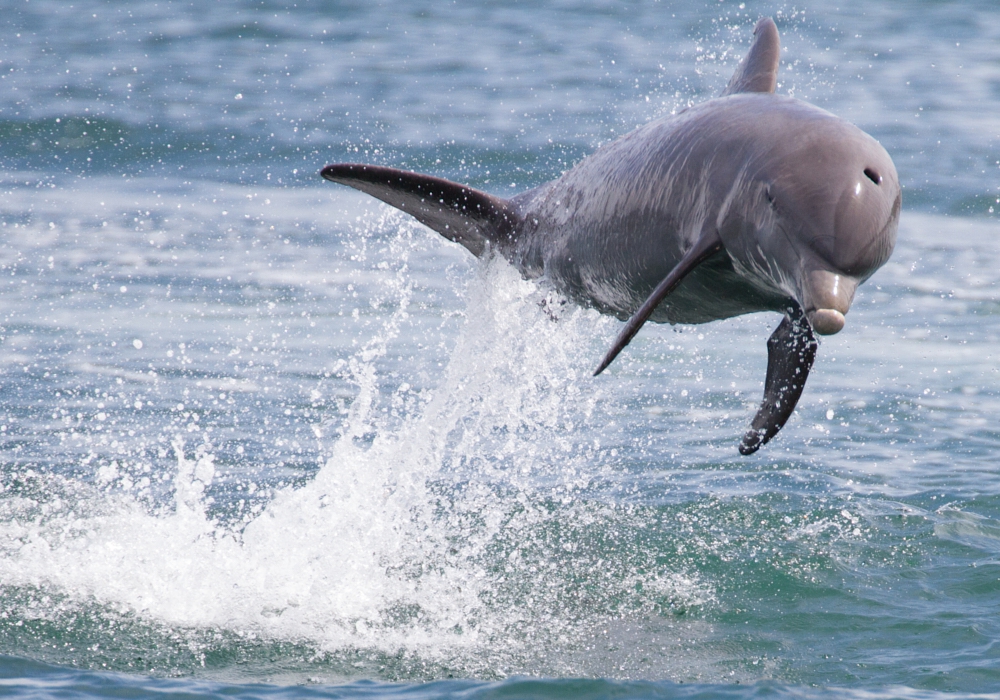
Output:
top-left (321, 18), bottom-right (901, 454)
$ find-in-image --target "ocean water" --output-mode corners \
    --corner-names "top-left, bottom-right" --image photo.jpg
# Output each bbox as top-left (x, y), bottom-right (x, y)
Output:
top-left (1, 0), bottom-right (1000, 698)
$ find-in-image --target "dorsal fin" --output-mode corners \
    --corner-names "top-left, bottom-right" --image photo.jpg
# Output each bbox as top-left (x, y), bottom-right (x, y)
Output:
top-left (321, 163), bottom-right (518, 257)
top-left (720, 17), bottom-right (780, 97)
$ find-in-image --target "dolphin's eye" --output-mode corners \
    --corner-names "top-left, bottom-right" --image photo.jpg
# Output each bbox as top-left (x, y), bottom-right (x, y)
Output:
top-left (765, 187), bottom-right (776, 208)
top-left (863, 168), bottom-right (882, 185)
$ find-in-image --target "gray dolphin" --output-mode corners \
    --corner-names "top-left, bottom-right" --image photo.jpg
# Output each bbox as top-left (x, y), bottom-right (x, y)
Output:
top-left (321, 18), bottom-right (901, 454)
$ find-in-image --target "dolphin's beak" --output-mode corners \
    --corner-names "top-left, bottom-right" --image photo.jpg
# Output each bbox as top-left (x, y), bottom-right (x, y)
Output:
top-left (809, 308), bottom-right (845, 335)
top-left (803, 269), bottom-right (857, 335)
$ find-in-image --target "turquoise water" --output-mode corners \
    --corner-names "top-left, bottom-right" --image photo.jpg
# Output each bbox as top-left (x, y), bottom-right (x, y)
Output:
top-left (2, 1), bottom-right (1000, 698)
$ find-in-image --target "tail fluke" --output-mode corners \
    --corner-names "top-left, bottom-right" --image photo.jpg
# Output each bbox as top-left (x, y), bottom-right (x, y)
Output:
top-left (322, 163), bottom-right (518, 257)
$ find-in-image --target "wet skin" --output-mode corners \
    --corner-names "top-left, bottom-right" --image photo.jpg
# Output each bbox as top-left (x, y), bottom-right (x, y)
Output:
top-left (320, 18), bottom-right (901, 454)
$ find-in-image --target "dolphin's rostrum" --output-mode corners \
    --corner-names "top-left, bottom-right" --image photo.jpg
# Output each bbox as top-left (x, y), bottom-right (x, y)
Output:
top-left (321, 18), bottom-right (901, 454)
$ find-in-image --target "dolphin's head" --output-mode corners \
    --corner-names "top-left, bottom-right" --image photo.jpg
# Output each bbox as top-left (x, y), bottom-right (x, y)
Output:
top-left (721, 99), bottom-right (901, 335)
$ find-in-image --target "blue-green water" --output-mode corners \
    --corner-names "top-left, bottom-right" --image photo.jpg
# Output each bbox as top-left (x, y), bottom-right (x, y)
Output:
top-left (1, 1), bottom-right (1000, 698)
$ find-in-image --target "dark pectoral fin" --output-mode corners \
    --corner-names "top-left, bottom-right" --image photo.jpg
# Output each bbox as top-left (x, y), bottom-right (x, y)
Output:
top-left (593, 232), bottom-right (723, 376)
top-left (321, 163), bottom-right (517, 257)
top-left (739, 307), bottom-right (818, 455)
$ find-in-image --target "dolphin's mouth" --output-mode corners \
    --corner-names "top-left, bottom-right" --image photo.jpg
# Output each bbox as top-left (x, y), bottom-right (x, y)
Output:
top-left (807, 308), bottom-right (846, 335)
top-left (801, 269), bottom-right (857, 335)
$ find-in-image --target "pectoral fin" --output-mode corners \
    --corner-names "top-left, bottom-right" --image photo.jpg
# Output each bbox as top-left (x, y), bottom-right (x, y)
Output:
top-left (739, 306), bottom-right (818, 455)
top-left (593, 231), bottom-right (723, 376)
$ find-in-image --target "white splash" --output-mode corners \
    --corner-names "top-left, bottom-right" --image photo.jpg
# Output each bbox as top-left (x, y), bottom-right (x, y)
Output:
top-left (0, 199), bottom-right (713, 678)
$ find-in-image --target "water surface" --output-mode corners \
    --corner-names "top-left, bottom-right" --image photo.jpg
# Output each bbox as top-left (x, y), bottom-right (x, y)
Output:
top-left (1, 1), bottom-right (1000, 698)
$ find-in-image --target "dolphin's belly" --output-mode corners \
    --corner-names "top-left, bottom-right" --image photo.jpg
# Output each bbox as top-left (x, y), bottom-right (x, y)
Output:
top-left (648, 253), bottom-right (791, 324)
top-left (546, 243), bottom-right (789, 324)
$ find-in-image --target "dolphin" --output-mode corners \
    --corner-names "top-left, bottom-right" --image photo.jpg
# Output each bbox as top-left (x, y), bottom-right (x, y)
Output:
top-left (321, 18), bottom-right (900, 454)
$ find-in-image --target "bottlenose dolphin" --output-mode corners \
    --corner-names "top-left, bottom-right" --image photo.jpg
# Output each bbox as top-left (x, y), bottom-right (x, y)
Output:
top-left (321, 18), bottom-right (900, 454)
